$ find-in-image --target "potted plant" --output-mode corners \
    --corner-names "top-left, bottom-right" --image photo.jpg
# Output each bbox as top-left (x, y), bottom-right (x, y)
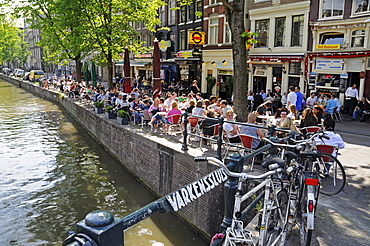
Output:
top-left (105, 105), bottom-right (115, 119)
top-left (94, 101), bottom-right (104, 114)
top-left (117, 109), bottom-right (128, 125)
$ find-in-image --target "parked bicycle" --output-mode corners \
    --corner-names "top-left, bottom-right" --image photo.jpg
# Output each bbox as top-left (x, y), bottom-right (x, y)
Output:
top-left (195, 156), bottom-right (288, 246)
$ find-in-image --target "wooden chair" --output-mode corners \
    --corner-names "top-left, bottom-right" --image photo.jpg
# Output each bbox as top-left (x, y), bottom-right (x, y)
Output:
top-left (167, 114), bottom-right (182, 135)
top-left (140, 110), bottom-right (152, 128)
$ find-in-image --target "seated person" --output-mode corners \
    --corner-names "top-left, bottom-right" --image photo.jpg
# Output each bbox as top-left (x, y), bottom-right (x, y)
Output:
top-left (277, 117), bottom-right (301, 138)
top-left (324, 94), bottom-right (336, 114)
top-left (314, 118), bottom-right (345, 157)
top-left (240, 113), bottom-right (265, 149)
top-left (223, 109), bottom-right (241, 143)
top-left (149, 101), bottom-right (181, 133)
top-left (300, 108), bottom-right (318, 129)
top-left (200, 110), bottom-right (218, 138)
top-left (115, 94), bottom-right (130, 111)
top-left (272, 108), bottom-right (289, 126)
top-left (351, 97), bottom-right (370, 122)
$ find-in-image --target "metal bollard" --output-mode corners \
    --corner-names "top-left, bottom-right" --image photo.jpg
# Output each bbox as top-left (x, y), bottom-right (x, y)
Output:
top-left (182, 111), bottom-right (188, 151)
top-left (217, 117), bottom-right (224, 160)
top-left (220, 153), bottom-right (243, 230)
top-left (64, 210), bottom-right (124, 246)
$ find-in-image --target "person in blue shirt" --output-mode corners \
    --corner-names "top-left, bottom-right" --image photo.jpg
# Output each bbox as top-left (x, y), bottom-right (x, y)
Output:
top-left (295, 86), bottom-right (303, 111)
top-left (325, 94), bottom-right (337, 114)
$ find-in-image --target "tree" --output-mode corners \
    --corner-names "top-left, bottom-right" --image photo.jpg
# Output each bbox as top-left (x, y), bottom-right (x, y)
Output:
top-left (220, 0), bottom-right (250, 122)
top-left (0, 15), bottom-right (30, 68)
top-left (10, 0), bottom-right (164, 88)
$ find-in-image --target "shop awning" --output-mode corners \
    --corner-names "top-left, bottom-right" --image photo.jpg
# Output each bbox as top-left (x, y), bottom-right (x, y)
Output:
top-left (308, 51), bottom-right (370, 58)
top-left (249, 53), bottom-right (304, 62)
top-left (115, 61), bottom-right (150, 67)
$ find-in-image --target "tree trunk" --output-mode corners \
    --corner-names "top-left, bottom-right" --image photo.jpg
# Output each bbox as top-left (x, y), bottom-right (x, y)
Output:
top-left (107, 50), bottom-right (113, 90)
top-left (224, 0), bottom-right (249, 122)
top-left (74, 55), bottom-right (83, 82)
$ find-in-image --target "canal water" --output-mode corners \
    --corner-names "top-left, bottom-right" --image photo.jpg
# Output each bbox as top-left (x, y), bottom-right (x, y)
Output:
top-left (0, 79), bottom-right (208, 246)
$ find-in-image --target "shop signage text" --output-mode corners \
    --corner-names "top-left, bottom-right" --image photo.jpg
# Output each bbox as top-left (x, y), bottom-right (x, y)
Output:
top-left (165, 169), bottom-right (227, 212)
top-left (316, 44), bottom-right (340, 49)
top-left (316, 59), bottom-right (344, 70)
top-left (159, 40), bottom-right (171, 52)
top-left (189, 31), bottom-right (205, 45)
top-left (176, 50), bottom-right (193, 58)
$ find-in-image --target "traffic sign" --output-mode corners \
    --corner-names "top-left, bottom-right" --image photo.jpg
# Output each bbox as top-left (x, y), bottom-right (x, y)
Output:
top-left (189, 31), bottom-right (205, 45)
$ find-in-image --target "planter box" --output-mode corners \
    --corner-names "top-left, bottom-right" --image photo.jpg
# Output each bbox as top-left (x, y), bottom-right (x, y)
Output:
top-left (105, 112), bottom-right (115, 119)
top-left (117, 117), bottom-right (129, 125)
top-left (95, 107), bottom-right (104, 114)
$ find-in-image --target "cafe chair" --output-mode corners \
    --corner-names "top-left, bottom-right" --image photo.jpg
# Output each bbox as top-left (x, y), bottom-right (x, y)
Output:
top-left (167, 114), bottom-right (182, 135)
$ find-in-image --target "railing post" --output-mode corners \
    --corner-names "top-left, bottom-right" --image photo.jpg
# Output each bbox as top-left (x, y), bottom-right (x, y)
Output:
top-left (217, 117), bottom-right (224, 160)
top-left (220, 153), bottom-right (243, 231)
top-left (63, 210), bottom-right (123, 246)
top-left (182, 111), bottom-right (188, 151)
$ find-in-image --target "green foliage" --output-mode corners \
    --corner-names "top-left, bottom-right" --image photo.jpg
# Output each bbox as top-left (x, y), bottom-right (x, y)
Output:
top-left (117, 109), bottom-right (127, 118)
top-left (0, 15), bottom-right (30, 67)
top-left (105, 105), bottom-right (114, 113)
top-left (94, 101), bottom-right (104, 108)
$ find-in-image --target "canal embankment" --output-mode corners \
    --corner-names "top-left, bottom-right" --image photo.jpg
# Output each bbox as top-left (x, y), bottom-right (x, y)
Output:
top-left (0, 74), bottom-right (224, 240)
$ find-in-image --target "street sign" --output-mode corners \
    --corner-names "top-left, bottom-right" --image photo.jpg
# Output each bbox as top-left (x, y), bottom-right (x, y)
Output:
top-left (189, 31), bottom-right (205, 45)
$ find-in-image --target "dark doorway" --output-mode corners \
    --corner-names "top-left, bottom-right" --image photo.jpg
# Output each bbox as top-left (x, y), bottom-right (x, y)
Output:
top-left (348, 72), bottom-right (360, 88)
top-left (288, 77), bottom-right (300, 89)
top-left (253, 76), bottom-right (267, 92)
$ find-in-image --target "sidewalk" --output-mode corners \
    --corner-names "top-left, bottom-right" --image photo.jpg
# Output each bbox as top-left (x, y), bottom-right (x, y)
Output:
top-left (334, 113), bottom-right (370, 137)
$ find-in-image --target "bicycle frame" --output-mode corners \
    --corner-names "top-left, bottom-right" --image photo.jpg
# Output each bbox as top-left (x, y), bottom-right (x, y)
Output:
top-left (224, 174), bottom-right (286, 246)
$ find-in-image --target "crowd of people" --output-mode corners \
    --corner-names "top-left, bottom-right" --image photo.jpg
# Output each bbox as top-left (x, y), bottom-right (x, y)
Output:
top-left (39, 76), bottom-right (368, 155)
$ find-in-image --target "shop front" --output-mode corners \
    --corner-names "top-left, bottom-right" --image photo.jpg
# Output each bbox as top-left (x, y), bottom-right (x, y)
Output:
top-left (248, 54), bottom-right (304, 94)
top-left (201, 49), bottom-right (233, 99)
top-left (307, 52), bottom-right (370, 102)
top-left (175, 50), bottom-right (202, 88)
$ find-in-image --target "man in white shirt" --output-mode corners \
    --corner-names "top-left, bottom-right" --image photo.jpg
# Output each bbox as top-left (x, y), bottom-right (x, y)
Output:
top-left (315, 118), bottom-right (345, 157)
top-left (345, 84), bottom-right (359, 115)
top-left (287, 86), bottom-right (297, 108)
top-left (164, 92), bottom-right (177, 108)
top-left (306, 92), bottom-right (317, 108)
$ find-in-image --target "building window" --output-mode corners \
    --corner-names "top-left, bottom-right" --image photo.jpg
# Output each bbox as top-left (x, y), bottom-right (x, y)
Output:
top-left (180, 6), bottom-right (186, 23)
top-left (210, 0), bottom-right (218, 5)
top-left (320, 32), bottom-right (344, 46)
top-left (159, 6), bottom-right (165, 26)
top-left (187, 2), bottom-right (194, 21)
top-left (196, 0), bottom-right (202, 20)
top-left (168, 0), bottom-right (176, 25)
top-left (225, 22), bottom-right (231, 43)
top-left (180, 30), bottom-right (186, 50)
top-left (321, 0), bottom-right (344, 18)
top-left (274, 17), bottom-right (285, 47)
top-left (354, 0), bottom-right (370, 13)
top-left (291, 15), bottom-right (304, 47)
top-left (351, 29), bottom-right (365, 47)
top-left (289, 62), bottom-right (301, 75)
top-left (209, 15), bottom-right (219, 44)
top-left (255, 19), bottom-right (269, 47)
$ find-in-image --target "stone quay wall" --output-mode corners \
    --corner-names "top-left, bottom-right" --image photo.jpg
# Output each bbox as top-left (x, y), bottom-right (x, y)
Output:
top-left (1, 75), bottom-right (224, 239)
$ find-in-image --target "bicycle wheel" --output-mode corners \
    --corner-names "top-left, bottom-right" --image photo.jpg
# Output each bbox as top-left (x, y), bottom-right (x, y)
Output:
top-left (265, 189), bottom-right (289, 246)
top-left (298, 185), bottom-right (313, 246)
top-left (315, 153), bottom-right (346, 195)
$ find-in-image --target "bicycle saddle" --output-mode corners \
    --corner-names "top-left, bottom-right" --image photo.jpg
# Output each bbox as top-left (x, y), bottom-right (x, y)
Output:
top-left (262, 156), bottom-right (285, 169)
top-left (298, 151), bottom-right (321, 159)
top-left (284, 151), bottom-right (298, 160)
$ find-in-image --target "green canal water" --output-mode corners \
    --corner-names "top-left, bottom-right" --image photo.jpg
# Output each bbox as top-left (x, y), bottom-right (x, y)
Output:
top-left (0, 79), bottom-right (208, 246)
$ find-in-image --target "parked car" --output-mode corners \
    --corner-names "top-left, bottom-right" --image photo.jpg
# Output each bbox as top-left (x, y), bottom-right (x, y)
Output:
top-left (29, 70), bottom-right (44, 82)
top-left (23, 72), bottom-right (30, 80)
top-left (15, 69), bottom-right (24, 77)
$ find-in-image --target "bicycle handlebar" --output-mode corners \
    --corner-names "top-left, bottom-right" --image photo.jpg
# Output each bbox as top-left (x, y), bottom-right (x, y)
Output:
top-left (194, 157), bottom-right (282, 180)
top-left (262, 131), bottom-right (330, 149)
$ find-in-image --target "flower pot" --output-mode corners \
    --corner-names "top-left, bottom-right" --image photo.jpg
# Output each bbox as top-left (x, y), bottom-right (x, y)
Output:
top-left (105, 112), bottom-right (115, 119)
top-left (95, 107), bottom-right (104, 114)
top-left (117, 117), bottom-right (129, 125)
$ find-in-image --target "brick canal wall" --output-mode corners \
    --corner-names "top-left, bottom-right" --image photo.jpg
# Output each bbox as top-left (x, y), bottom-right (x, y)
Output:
top-left (1, 75), bottom-right (224, 239)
